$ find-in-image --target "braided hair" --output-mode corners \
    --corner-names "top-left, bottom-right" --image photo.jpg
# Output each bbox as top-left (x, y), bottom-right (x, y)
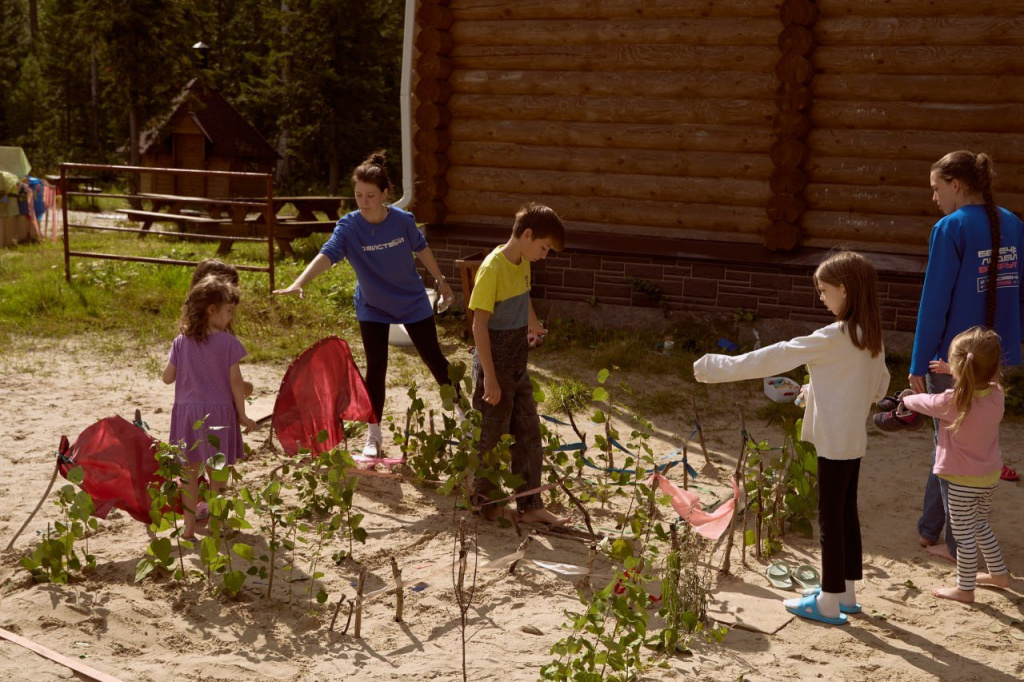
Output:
top-left (931, 151), bottom-right (1001, 328)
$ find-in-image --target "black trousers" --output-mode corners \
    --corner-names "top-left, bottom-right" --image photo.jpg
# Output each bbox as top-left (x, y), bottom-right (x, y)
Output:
top-left (817, 457), bottom-right (863, 594)
top-left (359, 316), bottom-right (453, 421)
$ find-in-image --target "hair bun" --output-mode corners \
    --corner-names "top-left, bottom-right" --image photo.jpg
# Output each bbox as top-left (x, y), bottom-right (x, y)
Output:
top-left (368, 151), bottom-right (387, 167)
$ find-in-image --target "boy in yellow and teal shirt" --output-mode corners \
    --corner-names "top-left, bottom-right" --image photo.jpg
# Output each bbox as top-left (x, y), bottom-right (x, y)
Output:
top-left (468, 203), bottom-right (569, 525)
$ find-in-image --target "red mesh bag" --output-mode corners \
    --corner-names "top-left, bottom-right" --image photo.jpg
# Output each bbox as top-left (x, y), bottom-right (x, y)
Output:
top-left (272, 336), bottom-right (376, 457)
top-left (57, 415), bottom-right (161, 523)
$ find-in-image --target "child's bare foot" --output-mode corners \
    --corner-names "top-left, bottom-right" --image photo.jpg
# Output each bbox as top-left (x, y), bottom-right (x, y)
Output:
top-left (518, 508), bottom-right (570, 526)
top-left (918, 535), bottom-right (936, 547)
top-left (932, 586), bottom-right (974, 603)
top-left (977, 572), bottom-right (1011, 588)
top-left (925, 544), bottom-right (956, 563)
top-left (480, 505), bottom-right (518, 523)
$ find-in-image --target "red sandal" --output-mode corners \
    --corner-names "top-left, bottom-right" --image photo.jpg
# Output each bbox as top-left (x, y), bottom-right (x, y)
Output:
top-left (1001, 465), bottom-right (1019, 482)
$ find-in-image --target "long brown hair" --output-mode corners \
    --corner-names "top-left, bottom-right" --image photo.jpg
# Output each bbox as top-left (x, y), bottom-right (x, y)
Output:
top-left (932, 150), bottom-right (1000, 328)
top-left (814, 250), bottom-right (883, 357)
top-left (178, 275), bottom-right (240, 343)
top-left (947, 327), bottom-right (1002, 434)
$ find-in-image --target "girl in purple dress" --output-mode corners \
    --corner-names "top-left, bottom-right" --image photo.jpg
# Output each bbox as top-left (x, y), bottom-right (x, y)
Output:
top-left (162, 275), bottom-right (257, 539)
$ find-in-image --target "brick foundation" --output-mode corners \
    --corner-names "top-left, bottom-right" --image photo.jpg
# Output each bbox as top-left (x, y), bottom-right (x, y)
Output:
top-left (422, 226), bottom-right (926, 333)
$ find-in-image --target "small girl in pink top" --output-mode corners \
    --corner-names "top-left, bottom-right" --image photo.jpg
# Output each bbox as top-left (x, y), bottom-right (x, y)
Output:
top-left (902, 326), bottom-right (1010, 603)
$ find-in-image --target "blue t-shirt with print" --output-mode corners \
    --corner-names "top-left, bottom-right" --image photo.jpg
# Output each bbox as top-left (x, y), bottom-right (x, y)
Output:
top-left (911, 205), bottom-right (1024, 375)
top-left (319, 207), bottom-right (433, 324)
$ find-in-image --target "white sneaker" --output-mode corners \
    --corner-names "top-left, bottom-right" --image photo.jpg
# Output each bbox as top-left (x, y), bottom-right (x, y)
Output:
top-left (362, 423), bottom-right (382, 457)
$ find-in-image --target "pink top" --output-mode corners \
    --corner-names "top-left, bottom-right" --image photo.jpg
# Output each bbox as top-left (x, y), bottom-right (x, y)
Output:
top-left (902, 385), bottom-right (1003, 477)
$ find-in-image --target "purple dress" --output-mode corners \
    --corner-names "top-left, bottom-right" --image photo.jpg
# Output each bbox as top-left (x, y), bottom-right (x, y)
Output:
top-left (168, 331), bottom-right (248, 465)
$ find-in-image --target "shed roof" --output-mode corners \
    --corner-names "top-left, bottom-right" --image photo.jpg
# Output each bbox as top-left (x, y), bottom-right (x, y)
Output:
top-left (140, 79), bottom-right (280, 161)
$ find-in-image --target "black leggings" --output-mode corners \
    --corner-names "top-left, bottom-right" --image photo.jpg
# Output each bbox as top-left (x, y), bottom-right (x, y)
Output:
top-left (817, 457), bottom-right (863, 594)
top-left (359, 316), bottom-right (454, 421)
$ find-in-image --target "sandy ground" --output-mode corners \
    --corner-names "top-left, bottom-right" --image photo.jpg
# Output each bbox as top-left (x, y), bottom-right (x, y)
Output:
top-left (0, 335), bottom-right (1022, 682)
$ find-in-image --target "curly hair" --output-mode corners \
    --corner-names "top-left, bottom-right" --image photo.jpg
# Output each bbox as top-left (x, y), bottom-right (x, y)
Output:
top-left (178, 275), bottom-right (241, 342)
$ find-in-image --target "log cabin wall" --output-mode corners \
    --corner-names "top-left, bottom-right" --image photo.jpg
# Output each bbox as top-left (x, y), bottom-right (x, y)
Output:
top-left (412, 0), bottom-right (1024, 329)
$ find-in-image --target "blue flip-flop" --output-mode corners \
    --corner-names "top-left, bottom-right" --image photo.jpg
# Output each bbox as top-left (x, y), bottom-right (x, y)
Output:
top-left (803, 586), bottom-right (862, 614)
top-left (785, 594), bottom-right (848, 625)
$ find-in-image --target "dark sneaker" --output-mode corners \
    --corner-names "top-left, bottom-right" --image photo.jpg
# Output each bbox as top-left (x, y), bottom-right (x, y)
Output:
top-left (877, 388), bottom-right (913, 412)
top-left (874, 404), bottom-right (925, 432)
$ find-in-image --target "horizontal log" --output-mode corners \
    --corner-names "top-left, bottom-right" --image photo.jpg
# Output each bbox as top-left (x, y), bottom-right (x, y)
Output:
top-left (450, 19), bottom-right (780, 46)
top-left (448, 93), bottom-right (775, 126)
top-left (416, 3), bottom-right (454, 30)
top-left (807, 129), bottom-right (1024, 165)
top-left (416, 27), bottom-right (454, 55)
top-left (815, 0), bottom-right (1022, 18)
top-left (449, 0), bottom-right (780, 21)
top-left (813, 74), bottom-right (1024, 104)
top-left (449, 69), bottom-right (778, 99)
top-left (445, 189), bottom-right (768, 234)
top-left (816, 16), bottom-right (1024, 45)
top-left (811, 101), bottom-right (1024, 134)
top-left (803, 183), bottom-right (942, 216)
top-left (805, 156), bottom-right (1024, 194)
top-left (446, 166), bottom-right (772, 205)
top-left (413, 128), bottom-right (451, 154)
top-left (450, 45), bottom-right (778, 73)
top-left (447, 119), bottom-right (775, 153)
top-left (414, 77), bottom-right (453, 104)
top-left (780, 0), bottom-right (817, 27)
top-left (765, 221), bottom-right (802, 251)
top-left (814, 45), bottom-right (1024, 76)
top-left (448, 141), bottom-right (772, 178)
top-left (417, 54), bottom-right (453, 80)
top-left (414, 102), bottom-right (451, 130)
top-left (446, 212), bottom-right (768, 247)
top-left (801, 209), bottom-right (934, 247)
top-left (767, 194), bottom-right (806, 222)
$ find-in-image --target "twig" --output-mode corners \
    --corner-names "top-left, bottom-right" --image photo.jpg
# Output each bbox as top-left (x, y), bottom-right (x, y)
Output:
top-left (557, 480), bottom-right (597, 539)
top-left (5, 463), bottom-right (59, 551)
top-left (682, 441), bottom-right (689, 490)
top-left (354, 568), bottom-right (366, 638)
top-left (329, 594), bottom-right (348, 635)
top-left (719, 406), bottom-right (749, 576)
top-left (582, 543), bottom-right (597, 592)
top-left (391, 556), bottom-right (404, 623)
top-left (451, 516), bottom-right (477, 682)
top-left (692, 397), bottom-right (711, 466)
top-left (508, 534), bottom-right (534, 576)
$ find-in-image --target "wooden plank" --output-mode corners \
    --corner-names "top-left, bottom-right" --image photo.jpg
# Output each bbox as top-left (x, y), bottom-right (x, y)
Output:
top-left (814, 45), bottom-right (1024, 76)
top-left (815, 0), bottom-right (1024, 18)
top-left (450, 18), bottom-right (780, 46)
top-left (449, 0), bottom-right (780, 21)
top-left (446, 166), bottom-right (771, 205)
top-left (813, 74), bottom-right (1024, 104)
top-left (448, 141), bottom-right (774, 179)
top-left (0, 627), bottom-right (124, 682)
top-left (448, 93), bottom-right (775, 126)
top-left (445, 212), bottom-right (766, 246)
top-left (816, 16), bottom-right (1024, 46)
top-left (805, 156), bottom-right (1024, 193)
top-left (448, 119), bottom-right (775, 152)
top-left (806, 129), bottom-right (1024, 164)
top-left (810, 101), bottom-right (1024, 134)
top-left (803, 184), bottom-right (938, 216)
top-left (449, 44), bottom-right (778, 72)
top-left (445, 189), bottom-right (767, 233)
top-left (802, 210), bottom-right (934, 247)
top-left (450, 69), bottom-right (778, 98)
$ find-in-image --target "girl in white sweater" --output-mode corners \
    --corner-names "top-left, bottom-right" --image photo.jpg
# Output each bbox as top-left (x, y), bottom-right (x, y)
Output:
top-left (694, 250), bottom-right (890, 625)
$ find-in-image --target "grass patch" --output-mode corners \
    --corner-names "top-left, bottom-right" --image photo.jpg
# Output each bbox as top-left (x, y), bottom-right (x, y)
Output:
top-left (0, 230), bottom-right (359, 363)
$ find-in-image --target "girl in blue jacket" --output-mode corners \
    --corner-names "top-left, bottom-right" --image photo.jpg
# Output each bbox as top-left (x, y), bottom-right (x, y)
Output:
top-left (910, 151), bottom-right (1024, 561)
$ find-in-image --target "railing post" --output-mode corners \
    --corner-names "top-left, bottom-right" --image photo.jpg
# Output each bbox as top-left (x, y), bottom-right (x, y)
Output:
top-left (266, 173), bottom-right (276, 293)
top-left (61, 164), bottom-right (70, 283)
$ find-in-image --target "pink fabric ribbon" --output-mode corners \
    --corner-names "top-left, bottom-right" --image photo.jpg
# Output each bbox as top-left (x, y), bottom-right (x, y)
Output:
top-left (649, 472), bottom-right (738, 540)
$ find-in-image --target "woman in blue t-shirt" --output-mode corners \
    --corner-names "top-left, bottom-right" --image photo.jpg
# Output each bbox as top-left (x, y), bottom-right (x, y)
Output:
top-left (909, 150), bottom-right (1024, 561)
top-left (275, 151), bottom-right (457, 456)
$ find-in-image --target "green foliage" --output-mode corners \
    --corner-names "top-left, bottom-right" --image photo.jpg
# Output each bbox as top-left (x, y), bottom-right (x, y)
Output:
top-left (20, 466), bottom-right (98, 584)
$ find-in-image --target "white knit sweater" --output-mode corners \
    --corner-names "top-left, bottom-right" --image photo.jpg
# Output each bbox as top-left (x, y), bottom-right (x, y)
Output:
top-left (693, 322), bottom-right (890, 460)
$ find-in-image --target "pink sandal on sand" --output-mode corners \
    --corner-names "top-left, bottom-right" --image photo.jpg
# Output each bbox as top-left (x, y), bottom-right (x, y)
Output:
top-left (1001, 465), bottom-right (1019, 482)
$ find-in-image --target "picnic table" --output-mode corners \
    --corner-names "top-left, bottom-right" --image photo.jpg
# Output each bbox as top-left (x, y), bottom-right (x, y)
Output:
top-left (117, 193), bottom-right (349, 256)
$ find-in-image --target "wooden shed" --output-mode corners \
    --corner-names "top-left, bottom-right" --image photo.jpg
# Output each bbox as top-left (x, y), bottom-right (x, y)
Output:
top-left (409, 0), bottom-right (1024, 331)
top-left (139, 79), bottom-right (280, 198)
